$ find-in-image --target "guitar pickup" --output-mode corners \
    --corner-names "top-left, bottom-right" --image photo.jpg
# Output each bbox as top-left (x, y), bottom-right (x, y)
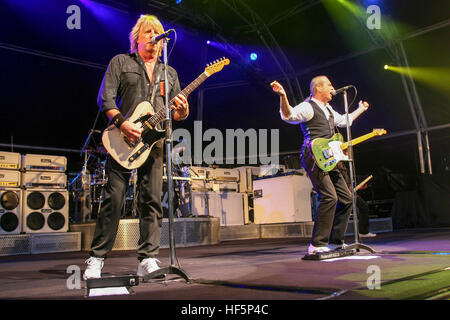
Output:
top-left (128, 144), bottom-right (149, 163)
top-left (322, 148), bottom-right (332, 159)
top-left (123, 136), bottom-right (137, 148)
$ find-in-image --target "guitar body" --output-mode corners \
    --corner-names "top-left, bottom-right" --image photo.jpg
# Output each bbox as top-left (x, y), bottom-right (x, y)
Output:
top-left (102, 101), bottom-right (165, 170)
top-left (310, 129), bottom-right (387, 172)
top-left (310, 133), bottom-right (347, 172)
top-left (101, 57), bottom-right (230, 170)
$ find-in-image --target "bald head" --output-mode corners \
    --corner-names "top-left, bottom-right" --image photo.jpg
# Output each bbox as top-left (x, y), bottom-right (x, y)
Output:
top-left (310, 76), bottom-right (328, 96)
top-left (310, 75), bottom-right (334, 103)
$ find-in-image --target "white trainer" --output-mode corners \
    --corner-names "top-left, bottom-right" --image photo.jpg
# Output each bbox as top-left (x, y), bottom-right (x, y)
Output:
top-left (308, 244), bottom-right (331, 255)
top-left (83, 256), bottom-right (104, 280)
top-left (359, 232), bottom-right (376, 238)
top-left (137, 258), bottom-right (161, 277)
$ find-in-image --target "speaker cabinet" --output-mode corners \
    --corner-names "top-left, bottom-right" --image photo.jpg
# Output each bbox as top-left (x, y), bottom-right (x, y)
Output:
top-left (22, 189), bottom-right (68, 233)
top-left (0, 188), bottom-right (22, 235)
top-left (190, 192), bottom-right (244, 226)
top-left (253, 174), bottom-right (313, 224)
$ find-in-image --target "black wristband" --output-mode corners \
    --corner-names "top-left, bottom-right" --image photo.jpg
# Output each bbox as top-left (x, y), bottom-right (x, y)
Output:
top-left (112, 113), bottom-right (125, 129)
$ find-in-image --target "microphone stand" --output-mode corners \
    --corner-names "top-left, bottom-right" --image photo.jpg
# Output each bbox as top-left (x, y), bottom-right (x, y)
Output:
top-left (341, 89), bottom-right (375, 254)
top-left (144, 37), bottom-right (190, 283)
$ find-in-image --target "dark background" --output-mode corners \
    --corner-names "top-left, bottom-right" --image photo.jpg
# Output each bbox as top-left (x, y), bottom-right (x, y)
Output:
top-left (1, 0), bottom-right (449, 219)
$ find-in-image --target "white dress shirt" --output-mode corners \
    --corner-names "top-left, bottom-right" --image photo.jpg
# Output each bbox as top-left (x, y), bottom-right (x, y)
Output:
top-left (280, 97), bottom-right (355, 128)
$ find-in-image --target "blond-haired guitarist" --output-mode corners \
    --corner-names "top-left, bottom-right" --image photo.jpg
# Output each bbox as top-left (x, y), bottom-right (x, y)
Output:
top-left (83, 14), bottom-right (189, 281)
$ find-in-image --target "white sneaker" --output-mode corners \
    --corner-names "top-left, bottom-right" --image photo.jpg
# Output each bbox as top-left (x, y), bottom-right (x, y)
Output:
top-left (359, 232), bottom-right (376, 237)
top-left (328, 243), bottom-right (348, 251)
top-left (137, 258), bottom-right (161, 277)
top-left (308, 244), bottom-right (331, 255)
top-left (83, 257), bottom-right (104, 280)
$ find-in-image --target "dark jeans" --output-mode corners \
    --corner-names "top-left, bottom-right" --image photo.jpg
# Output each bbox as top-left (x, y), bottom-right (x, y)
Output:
top-left (89, 147), bottom-right (163, 261)
top-left (302, 151), bottom-right (353, 247)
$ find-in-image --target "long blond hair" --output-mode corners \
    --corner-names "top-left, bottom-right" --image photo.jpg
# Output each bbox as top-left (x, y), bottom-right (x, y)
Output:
top-left (129, 15), bottom-right (165, 56)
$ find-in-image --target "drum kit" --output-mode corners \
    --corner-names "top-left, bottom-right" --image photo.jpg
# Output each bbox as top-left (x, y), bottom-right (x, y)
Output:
top-left (69, 146), bottom-right (197, 222)
top-left (68, 146), bottom-right (109, 222)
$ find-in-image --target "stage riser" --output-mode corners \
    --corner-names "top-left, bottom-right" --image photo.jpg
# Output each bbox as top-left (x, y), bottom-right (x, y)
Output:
top-left (220, 218), bottom-right (393, 241)
top-left (69, 218), bottom-right (221, 251)
top-left (345, 218), bottom-right (393, 236)
top-left (0, 218), bottom-right (393, 256)
top-left (0, 232), bottom-right (81, 256)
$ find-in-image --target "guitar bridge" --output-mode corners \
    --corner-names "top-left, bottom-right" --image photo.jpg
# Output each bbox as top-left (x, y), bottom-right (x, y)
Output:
top-left (324, 159), bottom-right (336, 168)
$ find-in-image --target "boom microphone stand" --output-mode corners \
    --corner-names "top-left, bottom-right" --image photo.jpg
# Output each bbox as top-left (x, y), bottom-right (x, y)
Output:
top-left (340, 88), bottom-right (375, 254)
top-left (144, 37), bottom-right (190, 282)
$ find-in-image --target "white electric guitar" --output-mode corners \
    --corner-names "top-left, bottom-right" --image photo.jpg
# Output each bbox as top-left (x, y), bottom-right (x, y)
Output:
top-left (102, 58), bottom-right (230, 170)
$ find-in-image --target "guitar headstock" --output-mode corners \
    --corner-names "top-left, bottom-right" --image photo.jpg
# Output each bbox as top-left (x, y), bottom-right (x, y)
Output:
top-left (204, 57), bottom-right (230, 76)
top-left (373, 128), bottom-right (387, 136)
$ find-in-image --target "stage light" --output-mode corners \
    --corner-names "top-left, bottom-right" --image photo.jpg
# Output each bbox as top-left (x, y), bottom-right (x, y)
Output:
top-left (176, 0), bottom-right (183, 4)
top-left (383, 65), bottom-right (450, 93)
top-left (250, 53), bottom-right (258, 61)
top-left (206, 40), bottom-right (211, 45)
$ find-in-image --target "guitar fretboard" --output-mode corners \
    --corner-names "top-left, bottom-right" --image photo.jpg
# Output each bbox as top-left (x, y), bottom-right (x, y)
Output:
top-left (341, 132), bottom-right (378, 150)
top-left (146, 72), bottom-right (209, 126)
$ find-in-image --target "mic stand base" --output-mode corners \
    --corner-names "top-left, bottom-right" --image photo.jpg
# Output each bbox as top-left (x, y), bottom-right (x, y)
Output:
top-left (143, 266), bottom-right (191, 283)
top-left (345, 243), bottom-right (376, 254)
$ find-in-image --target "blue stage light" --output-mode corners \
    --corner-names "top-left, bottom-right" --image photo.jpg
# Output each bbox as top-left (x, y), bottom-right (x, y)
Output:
top-left (250, 53), bottom-right (258, 61)
top-left (206, 40), bottom-right (211, 45)
top-left (176, 0), bottom-right (183, 4)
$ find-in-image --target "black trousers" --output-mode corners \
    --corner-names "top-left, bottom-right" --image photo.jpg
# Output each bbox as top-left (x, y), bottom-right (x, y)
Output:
top-left (89, 147), bottom-right (163, 261)
top-left (302, 151), bottom-right (353, 247)
top-left (356, 195), bottom-right (370, 234)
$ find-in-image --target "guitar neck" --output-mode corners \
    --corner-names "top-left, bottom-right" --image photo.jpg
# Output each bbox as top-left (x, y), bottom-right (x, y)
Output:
top-left (354, 175), bottom-right (373, 192)
top-left (149, 72), bottom-right (209, 125)
top-left (341, 132), bottom-right (378, 150)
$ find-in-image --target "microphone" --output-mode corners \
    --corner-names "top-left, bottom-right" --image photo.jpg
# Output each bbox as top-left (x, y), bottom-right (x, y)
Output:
top-left (331, 85), bottom-right (353, 96)
top-left (151, 29), bottom-right (175, 44)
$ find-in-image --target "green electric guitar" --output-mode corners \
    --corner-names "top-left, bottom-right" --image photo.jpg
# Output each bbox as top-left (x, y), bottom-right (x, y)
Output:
top-left (311, 129), bottom-right (387, 172)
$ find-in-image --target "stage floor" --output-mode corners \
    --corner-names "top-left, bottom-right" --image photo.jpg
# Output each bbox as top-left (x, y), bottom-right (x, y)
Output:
top-left (0, 228), bottom-right (449, 302)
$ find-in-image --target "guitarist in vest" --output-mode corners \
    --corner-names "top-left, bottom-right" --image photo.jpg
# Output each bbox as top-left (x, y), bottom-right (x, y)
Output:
top-left (83, 15), bottom-right (189, 280)
top-left (271, 76), bottom-right (369, 255)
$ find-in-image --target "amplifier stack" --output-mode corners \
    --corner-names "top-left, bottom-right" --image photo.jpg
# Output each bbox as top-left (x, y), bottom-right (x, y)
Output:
top-left (0, 152), bottom-right (69, 235)
top-left (0, 152), bottom-right (22, 235)
top-left (21, 154), bottom-right (68, 234)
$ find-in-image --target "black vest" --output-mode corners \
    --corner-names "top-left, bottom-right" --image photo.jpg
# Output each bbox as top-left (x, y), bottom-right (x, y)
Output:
top-left (300, 100), bottom-right (335, 143)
